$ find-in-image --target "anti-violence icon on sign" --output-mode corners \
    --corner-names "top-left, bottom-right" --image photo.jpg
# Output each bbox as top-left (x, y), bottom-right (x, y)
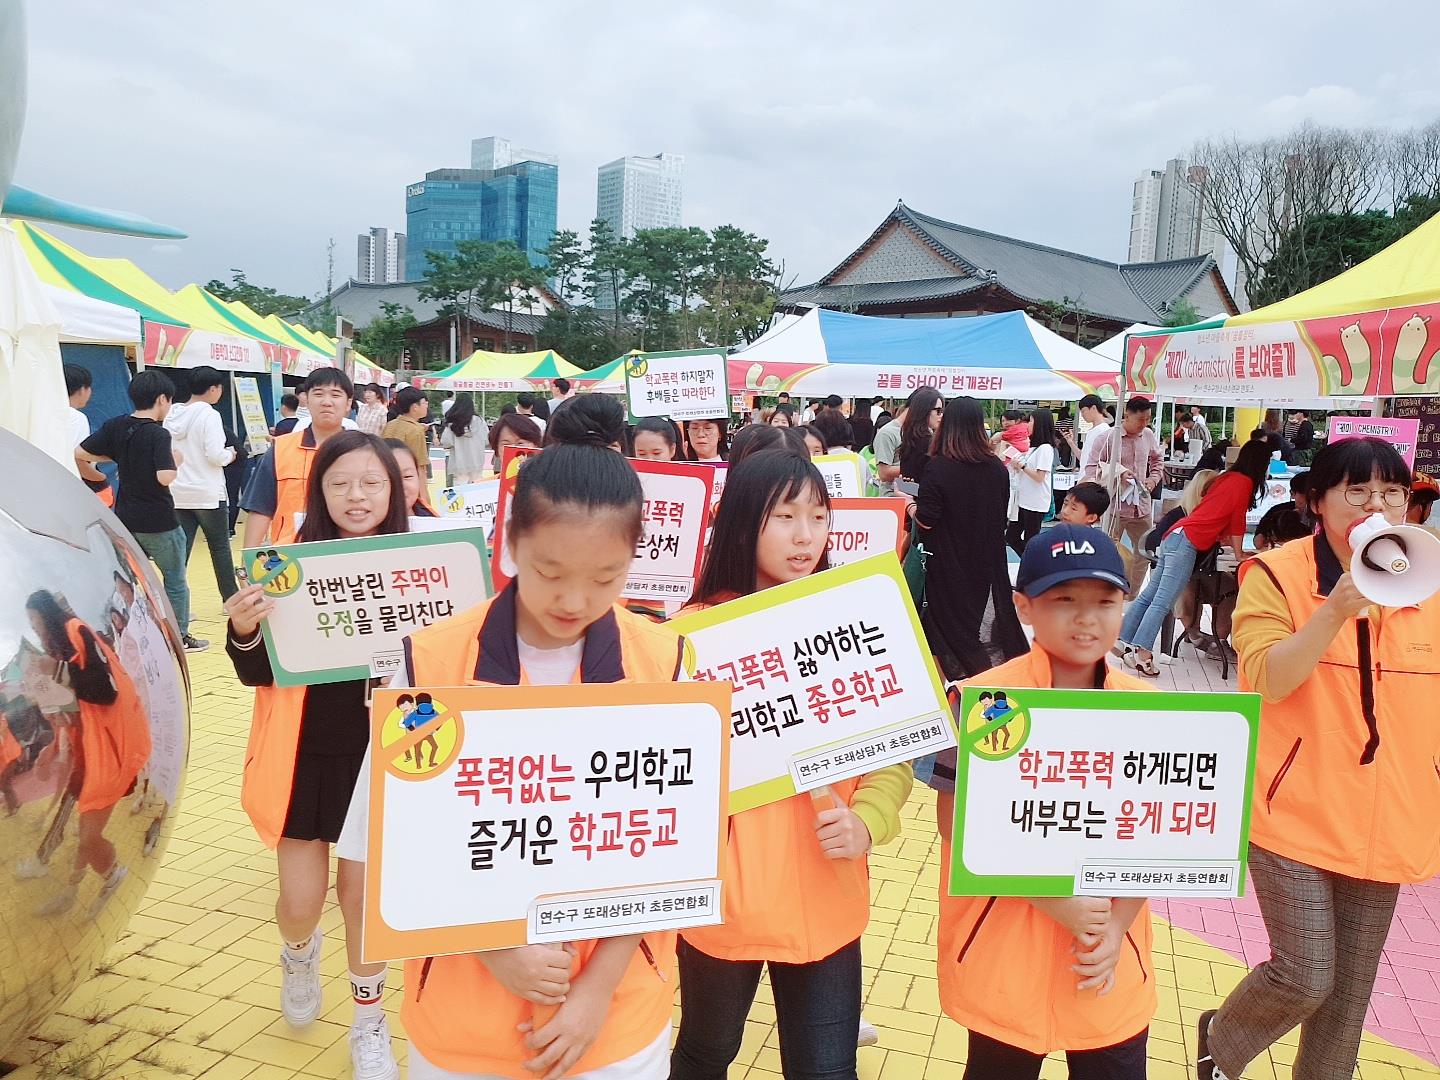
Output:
top-left (380, 692), bottom-right (463, 781)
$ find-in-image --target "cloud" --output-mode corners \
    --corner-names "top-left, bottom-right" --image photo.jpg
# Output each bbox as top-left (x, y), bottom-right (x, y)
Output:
top-left (13, 0), bottom-right (1439, 299)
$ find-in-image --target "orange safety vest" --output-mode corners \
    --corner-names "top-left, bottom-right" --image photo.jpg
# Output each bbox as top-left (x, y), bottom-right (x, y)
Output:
top-left (402, 585), bottom-right (685, 1079)
top-left (675, 598), bottom-right (870, 966)
top-left (1239, 535), bottom-right (1440, 882)
top-left (66, 619), bottom-right (150, 814)
top-left (270, 429), bottom-right (320, 545)
top-left (240, 681), bottom-right (307, 849)
top-left (938, 645), bottom-right (1157, 1056)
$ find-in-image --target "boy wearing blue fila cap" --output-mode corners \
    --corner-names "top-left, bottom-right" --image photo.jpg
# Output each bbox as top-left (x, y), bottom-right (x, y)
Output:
top-left (932, 525), bottom-right (1158, 1079)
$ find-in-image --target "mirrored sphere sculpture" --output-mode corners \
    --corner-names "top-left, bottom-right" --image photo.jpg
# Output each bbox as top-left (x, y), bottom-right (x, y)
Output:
top-left (0, 428), bottom-right (190, 1060)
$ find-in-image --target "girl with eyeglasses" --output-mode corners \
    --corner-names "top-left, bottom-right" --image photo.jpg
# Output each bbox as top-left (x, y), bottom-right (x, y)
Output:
top-left (1197, 437), bottom-right (1440, 1080)
top-left (223, 431), bottom-right (408, 1079)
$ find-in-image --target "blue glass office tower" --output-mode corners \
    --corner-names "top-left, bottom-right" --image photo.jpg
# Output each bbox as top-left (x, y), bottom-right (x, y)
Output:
top-left (403, 160), bottom-right (558, 281)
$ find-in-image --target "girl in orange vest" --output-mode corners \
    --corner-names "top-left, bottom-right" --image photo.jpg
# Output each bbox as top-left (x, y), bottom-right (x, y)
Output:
top-left (23, 589), bottom-right (150, 918)
top-left (669, 449), bottom-right (914, 1080)
top-left (1199, 438), bottom-right (1440, 1080)
top-left (334, 436), bottom-right (685, 1079)
top-left (224, 431), bottom-right (409, 1080)
top-left (928, 525), bottom-right (1156, 1079)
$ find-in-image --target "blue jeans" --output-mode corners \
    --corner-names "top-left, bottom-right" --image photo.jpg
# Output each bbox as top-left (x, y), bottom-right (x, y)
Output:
top-left (133, 525), bottom-right (190, 635)
top-left (670, 936), bottom-right (861, 1080)
top-left (178, 505), bottom-right (238, 601)
top-left (1119, 528), bottom-right (1198, 652)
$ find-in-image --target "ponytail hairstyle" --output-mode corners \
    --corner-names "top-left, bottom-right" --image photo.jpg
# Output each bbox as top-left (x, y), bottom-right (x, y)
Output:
top-left (297, 430), bottom-right (409, 542)
top-left (545, 394), bottom-right (626, 450)
top-left (693, 449), bottom-right (830, 604)
top-left (509, 442), bottom-right (644, 548)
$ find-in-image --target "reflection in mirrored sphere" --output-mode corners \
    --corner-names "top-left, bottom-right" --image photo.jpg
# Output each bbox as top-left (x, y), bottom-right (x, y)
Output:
top-left (0, 429), bottom-right (190, 1060)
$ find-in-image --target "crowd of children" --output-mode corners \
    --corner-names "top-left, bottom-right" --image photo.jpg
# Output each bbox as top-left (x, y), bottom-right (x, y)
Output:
top-left (210, 370), bottom-right (1436, 1080)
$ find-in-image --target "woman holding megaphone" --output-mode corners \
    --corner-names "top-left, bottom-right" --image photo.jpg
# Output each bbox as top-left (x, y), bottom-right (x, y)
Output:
top-left (1198, 437), bottom-right (1440, 1080)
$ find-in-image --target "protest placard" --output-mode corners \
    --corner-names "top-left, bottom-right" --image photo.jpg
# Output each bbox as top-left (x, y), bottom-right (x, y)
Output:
top-left (630, 460), bottom-right (715, 602)
top-left (1328, 416), bottom-right (1421, 468)
top-left (490, 449), bottom-right (714, 602)
top-left (625, 350), bottom-right (730, 422)
top-left (670, 554), bottom-right (951, 814)
top-left (437, 479), bottom-right (502, 538)
top-left (813, 451), bottom-right (864, 500)
top-left (234, 376), bottom-right (270, 451)
top-left (825, 498), bottom-right (907, 568)
top-left (362, 682), bottom-right (731, 961)
top-left (488, 444), bottom-right (539, 590)
top-left (243, 531), bottom-right (492, 686)
top-left (948, 687), bottom-right (1260, 899)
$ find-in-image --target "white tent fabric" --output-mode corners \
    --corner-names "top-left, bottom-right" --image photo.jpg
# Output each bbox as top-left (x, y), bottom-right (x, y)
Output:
top-left (731, 307), bottom-right (1121, 400)
top-left (1092, 323), bottom-right (1165, 364)
top-left (44, 281), bottom-right (141, 345)
top-left (0, 221), bottom-right (74, 473)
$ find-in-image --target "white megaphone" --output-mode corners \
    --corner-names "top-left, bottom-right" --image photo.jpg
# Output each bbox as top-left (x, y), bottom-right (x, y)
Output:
top-left (1348, 513), bottom-right (1440, 608)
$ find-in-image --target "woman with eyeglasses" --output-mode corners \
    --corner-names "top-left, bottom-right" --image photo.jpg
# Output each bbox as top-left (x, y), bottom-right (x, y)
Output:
top-left (223, 431), bottom-right (408, 1079)
top-left (1196, 437), bottom-right (1440, 1080)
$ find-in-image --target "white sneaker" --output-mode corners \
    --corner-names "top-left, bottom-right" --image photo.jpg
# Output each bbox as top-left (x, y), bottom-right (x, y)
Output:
top-left (37, 884), bottom-right (77, 917)
top-left (15, 855), bottom-right (49, 880)
top-left (858, 1017), bottom-right (880, 1047)
top-left (349, 1015), bottom-right (399, 1080)
top-left (90, 865), bottom-right (128, 917)
top-left (279, 930), bottom-right (324, 1027)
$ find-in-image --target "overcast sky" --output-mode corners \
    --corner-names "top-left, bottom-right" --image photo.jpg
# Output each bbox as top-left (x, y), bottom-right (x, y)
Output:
top-left (16, 1), bottom-right (1440, 302)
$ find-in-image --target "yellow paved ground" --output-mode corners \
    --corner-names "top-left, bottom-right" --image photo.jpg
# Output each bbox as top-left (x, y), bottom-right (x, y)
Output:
top-left (4, 562), bottom-right (1439, 1080)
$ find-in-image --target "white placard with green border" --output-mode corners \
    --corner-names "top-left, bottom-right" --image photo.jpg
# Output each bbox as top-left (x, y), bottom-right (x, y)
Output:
top-left (948, 687), bottom-right (1260, 899)
top-left (670, 553), bottom-right (951, 814)
top-left (243, 530), bottom-right (492, 687)
top-left (624, 350), bottom-right (730, 422)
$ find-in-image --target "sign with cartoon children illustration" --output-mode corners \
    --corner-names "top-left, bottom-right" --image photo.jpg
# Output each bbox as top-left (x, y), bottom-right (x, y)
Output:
top-left (670, 553), bottom-right (952, 814)
top-left (242, 531), bottom-right (492, 687)
top-left (948, 687), bottom-right (1261, 899)
top-left (362, 682), bottom-right (732, 961)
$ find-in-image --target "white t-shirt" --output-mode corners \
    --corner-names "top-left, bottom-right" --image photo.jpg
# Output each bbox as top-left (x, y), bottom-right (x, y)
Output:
top-left (68, 407), bottom-right (90, 448)
top-left (294, 414), bottom-right (359, 432)
top-left (1016, 444), bottom-right (1056, 513)
top-left (521, 413), bottom-right (547, 433)
top-left (335, 634), bottom-right (582, 863)
top-left (1079, 421), bottom-right (1111, 474)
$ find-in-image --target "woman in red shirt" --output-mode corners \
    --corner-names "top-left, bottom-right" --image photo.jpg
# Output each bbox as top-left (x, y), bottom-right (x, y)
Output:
top-left (1115, 439), bottom-right (1270, 675)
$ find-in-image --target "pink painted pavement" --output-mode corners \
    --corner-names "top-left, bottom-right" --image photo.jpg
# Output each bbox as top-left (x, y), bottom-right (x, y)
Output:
top-left (1152, 876), bottom-right (1440, 1064)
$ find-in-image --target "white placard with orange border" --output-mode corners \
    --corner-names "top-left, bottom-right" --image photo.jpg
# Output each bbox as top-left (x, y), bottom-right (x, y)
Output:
top-left (825, 498), bottom-right (907, 568)
top-left (363, 682), bottom-right (732, 962)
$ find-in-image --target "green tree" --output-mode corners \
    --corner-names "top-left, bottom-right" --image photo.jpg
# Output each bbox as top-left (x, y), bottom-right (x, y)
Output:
top-left (204, 270), bottom-right (310, 317)
top-left (354, 302), bottom-right (417, 369)
top-left (1253, 192), bottom-right (1440, 307)
top-left (1163, 298), bottom-right (1201, 327)
top-left (542, 229), bottom-right (586, 305)
top-left (698, 225), bottom-right (780, 346)
top-left (536, 306), bottom-right (635, 370)
top-left (585, 218), bottom-right (627, 333)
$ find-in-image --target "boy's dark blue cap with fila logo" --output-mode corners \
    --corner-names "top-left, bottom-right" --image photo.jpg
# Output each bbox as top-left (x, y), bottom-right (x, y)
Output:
top-left (1014, 524), bottom-right (1129, 598)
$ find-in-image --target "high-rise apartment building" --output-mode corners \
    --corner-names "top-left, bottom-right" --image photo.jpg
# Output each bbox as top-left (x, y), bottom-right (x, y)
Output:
top-left (596, 152), bottom-right (684, 239)
top-left (355, 227), bottom-right (406, 284)
top-left (404, 138), bottom-right (558, 281)
top-left (1127, 158), bottom-right (1225, 271)
top-left (471, 136), bottom-right (559, 172)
